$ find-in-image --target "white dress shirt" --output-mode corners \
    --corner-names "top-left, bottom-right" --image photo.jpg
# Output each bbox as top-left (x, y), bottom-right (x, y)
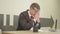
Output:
top-left (28, 11), bottom-right (36, 22)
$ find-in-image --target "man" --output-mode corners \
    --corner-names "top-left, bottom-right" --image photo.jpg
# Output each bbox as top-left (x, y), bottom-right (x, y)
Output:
top-left (17, 3), bottom-right (41, 30)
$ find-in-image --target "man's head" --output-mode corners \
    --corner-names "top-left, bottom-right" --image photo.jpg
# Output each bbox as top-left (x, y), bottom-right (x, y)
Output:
top-left (29, 3), bottom-right (40, 16)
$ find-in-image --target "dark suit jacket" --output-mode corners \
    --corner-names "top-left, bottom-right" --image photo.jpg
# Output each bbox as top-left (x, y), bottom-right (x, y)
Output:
top-left (17, 10), bottom-right (41, 30)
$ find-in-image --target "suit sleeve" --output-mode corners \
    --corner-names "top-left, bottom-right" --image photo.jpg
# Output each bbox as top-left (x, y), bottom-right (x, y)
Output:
top-left (38, 22), bottom-right (41, 29)
top-left (34, 21), bottom-right (41, 29)
top-left (18, 13), bottom-right (34, 30)
top-left (33, 19), bottom-right (41, 29)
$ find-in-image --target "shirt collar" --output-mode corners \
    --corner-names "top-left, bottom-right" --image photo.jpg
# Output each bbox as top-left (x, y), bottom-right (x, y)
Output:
top-left (28, 11), bottom-right (31, 17)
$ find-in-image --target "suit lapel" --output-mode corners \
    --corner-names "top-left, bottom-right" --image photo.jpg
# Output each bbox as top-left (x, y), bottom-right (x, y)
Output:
top-left (24, 11), bottom-right (30, 21)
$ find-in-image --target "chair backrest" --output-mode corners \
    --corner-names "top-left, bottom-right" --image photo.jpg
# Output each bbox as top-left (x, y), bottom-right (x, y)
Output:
top-left (0, 14), bottom-right (54, 31)
top-left (40, 16), bottom-right (54, 28)
top-left (0, 14), bottom-right (4, 29)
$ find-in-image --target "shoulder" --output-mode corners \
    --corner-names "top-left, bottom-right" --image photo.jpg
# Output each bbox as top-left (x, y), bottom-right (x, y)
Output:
top-left (20, 11), bottom-right (28, 16)
top-left (19, 10), bottom-right (28, 17)
top-left (21, 9), bottom-right (29, 15)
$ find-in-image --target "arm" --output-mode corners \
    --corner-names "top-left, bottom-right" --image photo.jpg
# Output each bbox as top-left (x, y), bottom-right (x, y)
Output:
top-left (33, 11), bottom-right (41, 29)
top-left (18, 13), bottom-right (35, 30)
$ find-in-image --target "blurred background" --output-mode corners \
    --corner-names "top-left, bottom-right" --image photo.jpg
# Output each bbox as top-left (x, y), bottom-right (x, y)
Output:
top-left (0, 0), bottom-right (60, 30)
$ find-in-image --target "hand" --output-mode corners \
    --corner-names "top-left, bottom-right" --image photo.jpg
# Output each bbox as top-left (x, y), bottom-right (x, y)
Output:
top-left (34, 11), bottom-right (40, 21)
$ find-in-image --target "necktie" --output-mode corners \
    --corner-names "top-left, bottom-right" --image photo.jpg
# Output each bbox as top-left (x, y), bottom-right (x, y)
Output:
top-left (30, 16), bottom-right (34, 20)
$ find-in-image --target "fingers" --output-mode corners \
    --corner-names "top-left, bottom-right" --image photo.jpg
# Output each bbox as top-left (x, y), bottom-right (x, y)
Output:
top-left (34, 11), bottom-right (40, 21)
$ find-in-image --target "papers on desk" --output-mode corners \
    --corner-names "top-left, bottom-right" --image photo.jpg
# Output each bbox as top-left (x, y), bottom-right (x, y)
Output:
top-left (38, 27), bottom-right (51, 32)
top-left (30, 27), bottom-right (51, 32)
top-left (38, 29), bottom-right (50, 32)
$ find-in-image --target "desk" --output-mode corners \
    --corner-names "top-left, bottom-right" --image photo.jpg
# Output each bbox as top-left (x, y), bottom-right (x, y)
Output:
top-left (2, 30), bottom-right (60, 34)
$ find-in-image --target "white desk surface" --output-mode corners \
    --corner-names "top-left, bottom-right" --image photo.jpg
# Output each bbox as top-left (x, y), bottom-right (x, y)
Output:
top-left (2, 30), bottom-right (60, 34)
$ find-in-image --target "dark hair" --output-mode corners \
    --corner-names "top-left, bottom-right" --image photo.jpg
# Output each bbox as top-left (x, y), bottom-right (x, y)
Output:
top-left (30, 3), bottom-right (40, 10)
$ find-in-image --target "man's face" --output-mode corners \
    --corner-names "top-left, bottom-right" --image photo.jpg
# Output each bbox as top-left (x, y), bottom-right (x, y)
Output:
top-left (30, 7), bottom-right (40, 16)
